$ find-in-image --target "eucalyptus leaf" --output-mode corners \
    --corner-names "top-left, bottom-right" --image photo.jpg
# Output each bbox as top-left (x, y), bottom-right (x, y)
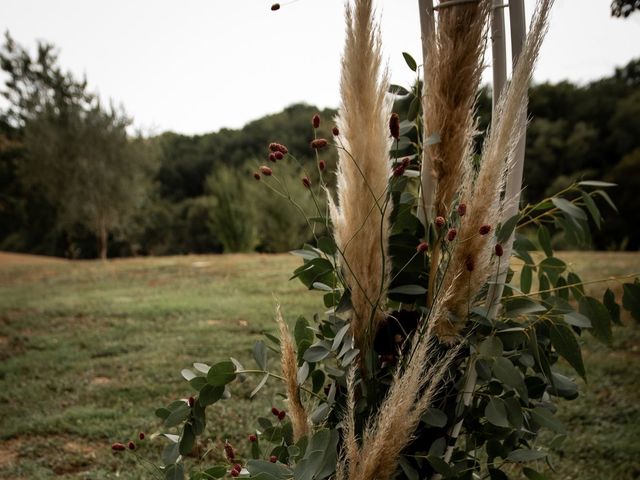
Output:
top-left (550, 323), bottom-right (586, 380)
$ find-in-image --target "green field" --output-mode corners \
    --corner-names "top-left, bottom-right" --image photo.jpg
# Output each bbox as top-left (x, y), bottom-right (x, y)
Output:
top-left (0, 252), bottom-right (639, 479)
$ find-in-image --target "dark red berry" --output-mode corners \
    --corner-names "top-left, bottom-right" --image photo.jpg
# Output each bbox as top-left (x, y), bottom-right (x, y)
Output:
top-left (332, 126), bottom-right (339, 136)
top-left (231, 469), bottom-right (240, 477)
top-left (271, 3), bottom-right (280, 11)
top-left (271, 406), bottom-right (280, 417)
top-left (479, 224), bottom-right (491, 235)
top-left (393, 166), bottom-right (405, 177)
top-left (389, 112), bottom-right (400, 139)
top-left (128, 441), bottom-right (136, 450)
top-left (401, 157), bottom-right (410, 167)
top-left (312, 114), bottom-right (320, 129)
top-left (447, 228), bottom-right (457, 241)
top-left (248, 434), bottom-right (257, 442)
top-left (269, 142), bottom-right (279, 152)
top-left (139, 432), bottom-right (145, 441)
top-left (311, 138), bottom-right (328, 149)
top-left (416, 242), bottom-right (428, 253)
top-left (188, 396), bottom-right (195, 407)
top-left (274, 151), bottom-right (284, 160)
top-left (277, 410), bottom-right (286, 421)
top-left (270, 455), bottom-right (278, 463)
top-left (253, 172), bottom-right (261, 180)
top-left (268, 152), bottom-right (276, 162)
top-left (318, 160), bottom-right (326, 171)
top-left (260, 166), bottom-right (273, 176)
top-left (224, 442), bottom-right (235, 461)
top-left (302, 177), bottom-right (311, 189)
top-left (234, 464), bottom-right (242, 472)
top-left (278, 144), bottom-right (288, 154)
top-left (111, 443), bottom-right (126, 451)
top-left (495, 243), bottom-right (504, 257)
top-left (435, 216), bottom-right (445, 228)
top-left (457, 203), bottom-right (467, 216)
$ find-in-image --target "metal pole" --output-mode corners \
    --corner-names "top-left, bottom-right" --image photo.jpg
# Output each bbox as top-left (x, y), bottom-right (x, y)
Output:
top-left (417, 0), bottom-right (436, 226)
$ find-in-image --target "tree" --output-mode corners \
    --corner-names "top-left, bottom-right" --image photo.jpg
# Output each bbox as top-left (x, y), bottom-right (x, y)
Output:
top-left (1, 33), bottom-right (156, 258)
top-left (611, 0), bottom-right (640, 17)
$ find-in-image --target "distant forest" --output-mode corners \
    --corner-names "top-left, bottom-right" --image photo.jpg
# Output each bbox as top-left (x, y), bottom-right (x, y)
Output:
top-left (1, 33), bottom-right (638, 258)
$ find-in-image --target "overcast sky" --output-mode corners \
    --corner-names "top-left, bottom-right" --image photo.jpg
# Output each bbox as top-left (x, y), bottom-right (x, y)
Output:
top-left (2, 0), bottom-right (639, 135)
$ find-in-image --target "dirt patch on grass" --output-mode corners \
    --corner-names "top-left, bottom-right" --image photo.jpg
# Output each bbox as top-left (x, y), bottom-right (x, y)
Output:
top-left (90, 376), bottom-right (112, 386)
top-left (0, 252), bottom-right (67, 265)
top-left (0, 438), bottom-right (21, 468)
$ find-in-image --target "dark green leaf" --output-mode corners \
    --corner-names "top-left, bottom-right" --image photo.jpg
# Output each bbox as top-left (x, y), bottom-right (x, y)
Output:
top-left (303, 344), bottom-right (331, 363)
top-left (156, 407), bottom-right (171, 420)
top-left (190, 376), bottom-right (207, 391)
top-left (578, 180), bottom-right (616, 188)
top-left (317, 236), bottom-right (337, 255)
top-left (165, 403), bottom-right (190, 428)
top-left (247, 459), bottom-right (292, 480)
top-left (579, 296), bottom-right (613, 344)
top-left (567, 272), bottom-right (585, 300)
top-left (521, 265), bottom-right (533, 294)
top-left (479, 336), bottom-right (504, 357)
top-left (485, 397), bottom-right (510, 428)
top-left (389, 84), bottom-right (410, 96)
top-left (537, 226), bottom-right (553, 257)
top-left (162, 443), bottom-right (180, 465)
top-left (507, 449), bottom-right (547, 462)
top-left (493, 357), bottom-right (525, 395)
top-left (531, 407), bottom-right (566, 434)
top-left (164, 463), bottom-right (184, 480)
top-left (402, 52), bottom-right (417, 72)
top-left (250, 373), bottom-right (269, 398)
top-left (422, 408), bottom-right (448, 428)
top-left (563, 311), bottom-right (591, 328)
top-left (207, 361), bottom-right (236, 386)
top-left (179, 423), bottom-right (195, 455)
top-left (388, 284), bottom-right (427, 295)
top-left (498, 214), bottom-right (520, 244)
top-left (199, 384), bottom-right (224, 406)
top-left (623, 281), bottom-right (640, 322)
top-left (604, 288), bottom-right (621, 325)
top-left (253, 341), bottom-right (268, 370)
top-left (551, 197), bottom-right (587, 221)
top-left (593, 189), bottom-right (618, 212)
top-left (539, 257), bottom-right (566, 285)
top-left (550, 323), bottom-right (586, 380)
top-left (580, 192), bottom-right (601, 228)
top-left (425, 455), bottom-right (453, 477)
top-left (202, 466), bottom-right (228, 479)
top-left (504, 297), bottom-right (546, 316)
top-left (488, 468), bottom-right (509, 480)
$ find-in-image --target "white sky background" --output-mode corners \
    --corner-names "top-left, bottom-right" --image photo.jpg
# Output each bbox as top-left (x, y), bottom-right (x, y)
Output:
top-left (2, 0), bottom-right (639, 135)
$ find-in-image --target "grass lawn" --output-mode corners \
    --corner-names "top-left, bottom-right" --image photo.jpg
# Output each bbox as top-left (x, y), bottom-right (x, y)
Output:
top-left (0, 251), bottom-right (639, 479)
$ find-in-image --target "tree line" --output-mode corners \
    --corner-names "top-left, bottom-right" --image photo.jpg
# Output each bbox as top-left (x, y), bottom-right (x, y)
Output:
top-left (0, 33), bottom-right (638, 258)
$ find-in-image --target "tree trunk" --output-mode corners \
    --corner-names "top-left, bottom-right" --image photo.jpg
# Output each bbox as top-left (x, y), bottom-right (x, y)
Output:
top-left (98, 218), bottom-right (108, 260)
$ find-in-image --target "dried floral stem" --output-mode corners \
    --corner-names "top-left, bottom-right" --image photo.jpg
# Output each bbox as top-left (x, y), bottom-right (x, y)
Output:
top-left (275, 305), bottom-right (309, 441)
top-left (434, 0), bottom-right (554, 341)
top-left (329, 0), bottom-right (393, 355)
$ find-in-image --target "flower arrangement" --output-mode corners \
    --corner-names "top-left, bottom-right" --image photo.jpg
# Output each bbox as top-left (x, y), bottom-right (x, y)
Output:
top-left (114, 1), bottom-right (640, 479)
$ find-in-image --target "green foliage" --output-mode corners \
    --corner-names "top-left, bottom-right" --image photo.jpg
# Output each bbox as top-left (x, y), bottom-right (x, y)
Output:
top-left (207, 165), bottom-right (258, 253)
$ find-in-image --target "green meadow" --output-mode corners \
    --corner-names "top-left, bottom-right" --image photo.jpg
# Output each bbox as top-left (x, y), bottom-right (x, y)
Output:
top-left (0, 252), bottom-right (639, 479)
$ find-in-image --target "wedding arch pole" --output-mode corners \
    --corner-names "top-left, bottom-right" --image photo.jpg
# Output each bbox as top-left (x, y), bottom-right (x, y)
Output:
top-left (417, 0), bottom-right (435, 226)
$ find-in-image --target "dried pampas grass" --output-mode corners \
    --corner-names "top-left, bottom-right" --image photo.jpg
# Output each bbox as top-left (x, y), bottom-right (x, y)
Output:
top-left (424, 0), bottom-right (491, 219)
top-left (434, 0), bottom-right (555, 341)
top-left (329, 0), bottom-right (393, 353)
top-left (337, 295), bottom-right (462, 480)
top-left (275, 305), bottom-right (309, 441)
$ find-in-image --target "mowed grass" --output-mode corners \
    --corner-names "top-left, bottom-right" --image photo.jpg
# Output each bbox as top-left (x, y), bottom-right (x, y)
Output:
top-left (0, 252), bottom-right (639, 479)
